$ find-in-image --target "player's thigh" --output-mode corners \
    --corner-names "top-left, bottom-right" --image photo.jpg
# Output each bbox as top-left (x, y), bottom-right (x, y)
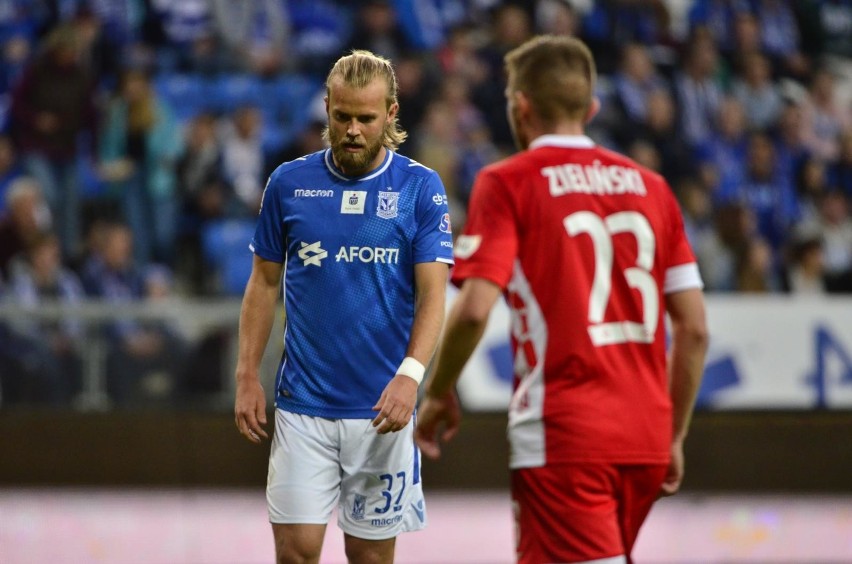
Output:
top-left (617, 464), bottom-right (668, 555)
top-left (267, 410), bottom-right (341, 526)
top-left (337, 418), bottom-right (427, 540)
top-left (272, 523), bottom-right (327, 564)
top-left (512, 463), bottom-right (627, 564)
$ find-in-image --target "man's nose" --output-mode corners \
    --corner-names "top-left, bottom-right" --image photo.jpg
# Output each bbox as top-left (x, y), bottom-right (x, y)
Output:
top-left (346, 120), bottom-right (361, 138)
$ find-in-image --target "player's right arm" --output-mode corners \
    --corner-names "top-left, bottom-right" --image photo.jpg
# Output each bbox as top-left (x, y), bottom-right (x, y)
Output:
top-left (234, 255), bottom-right (283, 443)
top-left (415, 277), bottom-right (503, 459)
top-left (660, 287), bottom-right (708, 495)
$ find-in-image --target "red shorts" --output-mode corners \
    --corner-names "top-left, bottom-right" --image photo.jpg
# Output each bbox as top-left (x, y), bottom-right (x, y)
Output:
top-left (511, 462), bottom-right (668, 564)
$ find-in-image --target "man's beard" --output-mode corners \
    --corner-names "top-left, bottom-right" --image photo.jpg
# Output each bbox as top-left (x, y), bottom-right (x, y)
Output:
top-left (329, 126), bottom-right (385, 176)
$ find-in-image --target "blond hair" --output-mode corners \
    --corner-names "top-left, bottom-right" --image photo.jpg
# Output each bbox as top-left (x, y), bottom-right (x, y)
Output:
top-left (323, 50), bottom-right (407, 150)
top-left (505, 35), bottom-right (596, 123)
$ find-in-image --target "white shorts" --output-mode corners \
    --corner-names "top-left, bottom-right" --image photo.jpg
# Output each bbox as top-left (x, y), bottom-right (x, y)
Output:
top-left (267, 409), bottom-right (428, 540)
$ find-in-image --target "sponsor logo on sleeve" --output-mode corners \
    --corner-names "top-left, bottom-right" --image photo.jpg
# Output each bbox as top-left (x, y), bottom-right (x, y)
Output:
top-left (439, 213), bottom-right (452, 234)
top-left (341, 190), bottom-right (367, 214)
top-left (454, 234), bottom-right (482, 259)
top-left (377, 191), bottom-right (399, 219)
top-left (432, 193), bottom-right (448, 205)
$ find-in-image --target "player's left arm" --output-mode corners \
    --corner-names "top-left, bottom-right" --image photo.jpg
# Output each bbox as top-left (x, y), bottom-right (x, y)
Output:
top-left (372, 261), bottom-right (449, 434)
top-left (661, 287), bottom-right (709, 496)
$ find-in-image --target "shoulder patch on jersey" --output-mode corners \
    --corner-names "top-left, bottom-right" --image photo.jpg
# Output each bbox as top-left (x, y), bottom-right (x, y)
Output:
top-left (454, 235), bottom-right (481, 259)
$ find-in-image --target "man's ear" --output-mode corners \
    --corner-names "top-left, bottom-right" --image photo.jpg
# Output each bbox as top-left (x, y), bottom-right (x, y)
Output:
top-left (387, 101), bottom-right (399, 123)
top-left (515, 91), bottom-right (531, 119)
top-left (585, 96), bottom-right (601, 124)
top-left (324, 96), bottom-right (329, 115)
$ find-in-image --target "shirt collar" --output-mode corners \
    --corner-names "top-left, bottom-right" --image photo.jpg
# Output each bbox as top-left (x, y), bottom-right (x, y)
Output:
top-left (528, 134), bottom-right (596, 150)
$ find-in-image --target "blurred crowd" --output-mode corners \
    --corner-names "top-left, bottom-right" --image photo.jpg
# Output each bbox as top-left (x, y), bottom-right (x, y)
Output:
top-left (0, 0), bottom-right (851, 407)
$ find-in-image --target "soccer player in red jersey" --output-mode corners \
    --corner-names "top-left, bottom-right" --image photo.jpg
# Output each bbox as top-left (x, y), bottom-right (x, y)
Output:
top-left (415, 35), bottom-right (709, 564)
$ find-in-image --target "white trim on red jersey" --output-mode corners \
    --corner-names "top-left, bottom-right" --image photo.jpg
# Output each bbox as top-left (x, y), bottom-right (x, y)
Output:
top-left (507, 260), bottom-right (548, 469)
top-left (529, 134), bottom-right (596, 150)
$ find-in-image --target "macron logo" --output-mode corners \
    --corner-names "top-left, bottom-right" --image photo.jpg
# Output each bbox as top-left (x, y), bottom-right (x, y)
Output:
top-left (294, 188), bottom-right (334, 198)
top-left (298, 241), bottom-right (327, 266)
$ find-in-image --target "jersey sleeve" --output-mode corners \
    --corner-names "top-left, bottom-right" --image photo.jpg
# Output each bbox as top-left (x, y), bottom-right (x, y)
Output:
top-left (662, 184), bottom-right (703, 293)
top-left (451, 167), bottom-right (518, 289)
top-left (412, 170), bottom-right (455, 265)
top-left (250, 172), bottom-right (286, 263)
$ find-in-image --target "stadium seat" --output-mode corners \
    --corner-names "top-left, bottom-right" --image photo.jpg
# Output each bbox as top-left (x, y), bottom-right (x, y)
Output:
top-left (153, 73), bottom-right (210, 122)
top-left (260, 74), bottom-right (322, 132)
top-left (201, 219), bottom-right (256, 295)
top-left (205, 74), bottom-right (263, 114)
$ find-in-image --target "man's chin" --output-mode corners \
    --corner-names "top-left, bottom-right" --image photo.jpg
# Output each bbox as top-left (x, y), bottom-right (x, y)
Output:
top-left (336, 155), bottom-right (369, 175)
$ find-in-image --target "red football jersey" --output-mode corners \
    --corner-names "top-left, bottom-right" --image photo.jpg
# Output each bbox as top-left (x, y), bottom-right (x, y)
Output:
top-left (452, 135), bottom-right (703, 468)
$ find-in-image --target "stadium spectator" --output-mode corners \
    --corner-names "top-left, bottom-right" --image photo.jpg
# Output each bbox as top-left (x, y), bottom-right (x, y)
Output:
top-left (696, 96), bottom-right (749, 195)
top-left (753, 0), bottom-right (809, 78)
top-left (209, 0), bottom-right (291, 76)
top-left (772, 99), bottom-right (812, 185)
top-left (8, 24), bottom-right (97, 261)
top-left (81, 222), bottom-right (185, 407)
top-left (412, 99), bottom-right (461, 204)
top-left (534, 0), bottom-right (580, 37)
top-left (735, 235), bottom-right (783, 292)
top-left (0, 134), bottom-right (24, 214)
top-left (611, 42), bottom-right (669, 127)
top-left (731, 51), bottom-right (783, 130)
top-left (678, 178), bottom-right (735, 290)
top-left (0, 176), bottom-right (51, 279)
top-left (800, 66), bottom-right (851, 161)
top-left (2, 232), bottom-right (85, 406)
top-left (620, 87), bottom-right (697, 186)
top-left (286, 0), bottom-right (353, 77)
top-left (144, 0), bottom-right (215, 73)
top-left (688, 0), bottom-right (747, 51)
top-left (69, 4), bottom-right (128, 91)
top-left (828, 129), bottom-right (852, 200)
top-left (394, 52), bottom-right (441, 139)
top-left (97, 66), bottom-right (181, 267)
top-left (728, 9), bottom-right (763, 74)
top-left (472, 3), bottom-right (533, 151)
top-left (415, 35), bottom-right (708, 564)
top-left (581, 0), bottom-right (675, 74)
top-left (674, 30), bottom-right (725, 147)
top-left (220, 105), bottom-right (266, 216)
top-left (796, 156), bottom-right (832, 226)
top-left (716, 131), bottom-right (800, 253)
top-left (174, 112), bottom-right (228, 294)
top-left (346, 0), bottom-right (410, 61)
top-left (784, 232), bottom-right (827, 294)
top-left (816, 190), bottom-right (852, 293)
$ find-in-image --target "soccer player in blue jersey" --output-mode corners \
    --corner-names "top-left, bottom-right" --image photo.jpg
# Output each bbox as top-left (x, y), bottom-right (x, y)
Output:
top-left (234, 50), bottom-right (454, 564)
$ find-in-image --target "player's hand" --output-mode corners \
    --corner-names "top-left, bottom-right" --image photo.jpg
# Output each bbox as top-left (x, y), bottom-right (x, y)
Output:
top-left (372, 374), bottom-right (419, 434)
top-left (659, 439), bottom-right (685, 497)
top-left (414, 391), bottom-right (461, 459)
top-left (234, 377), bottom-right (268, 444)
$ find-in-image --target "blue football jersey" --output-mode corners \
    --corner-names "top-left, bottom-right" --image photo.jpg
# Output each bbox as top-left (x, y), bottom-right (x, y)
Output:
top-left (251, 148), bottom-right (454, 418)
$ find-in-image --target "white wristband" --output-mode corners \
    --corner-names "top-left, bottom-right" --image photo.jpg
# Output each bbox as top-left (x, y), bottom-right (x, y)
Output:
top-left (396, 356), bottom-right (425, 385)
